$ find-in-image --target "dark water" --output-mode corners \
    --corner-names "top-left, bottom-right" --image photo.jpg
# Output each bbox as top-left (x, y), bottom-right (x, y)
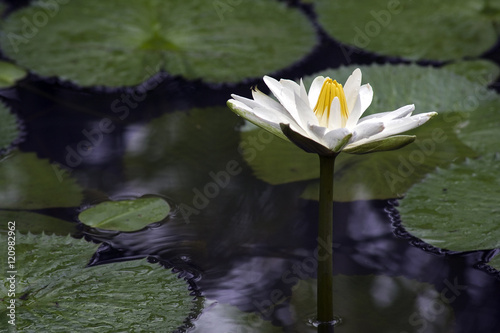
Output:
top-left (2, 1), bottom-right (500, 332)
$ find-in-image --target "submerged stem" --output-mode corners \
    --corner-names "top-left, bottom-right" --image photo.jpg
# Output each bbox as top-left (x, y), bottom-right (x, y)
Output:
top-left (317, 154), bottom-right (336, 330)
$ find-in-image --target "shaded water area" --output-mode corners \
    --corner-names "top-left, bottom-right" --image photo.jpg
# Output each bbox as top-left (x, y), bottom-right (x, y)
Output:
top-left (2, 1), bottom-right (500, 332)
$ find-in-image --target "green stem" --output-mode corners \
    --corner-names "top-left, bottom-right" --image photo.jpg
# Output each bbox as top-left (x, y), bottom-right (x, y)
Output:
top-left (317, 154), bottom-right (336, 329)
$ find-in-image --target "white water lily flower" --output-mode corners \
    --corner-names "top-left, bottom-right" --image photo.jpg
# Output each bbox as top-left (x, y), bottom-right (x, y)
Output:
top-left (227, 68), bottom-right (437, 156)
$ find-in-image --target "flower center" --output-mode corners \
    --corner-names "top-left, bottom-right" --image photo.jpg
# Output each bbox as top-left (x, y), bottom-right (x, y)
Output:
top-left (313, 78), bottom-right (349, 127)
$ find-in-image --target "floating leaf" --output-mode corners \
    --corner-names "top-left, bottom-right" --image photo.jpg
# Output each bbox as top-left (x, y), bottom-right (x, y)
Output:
top-left (300, 64), bottom-right (499, 114)
top-left (457, 99), bottom-right (500, 155)
top-left (289, 276), bottom-right (455, 333)
top-left (0, 233), bottom-right (197, 332)
top-left (0, 211), bottom-right (75, 235)
top-left (316, 0), bottom-right (499, 61)
top-left (0, 151), bottom-right (83, 209)
top-left (443, 59), bottom-right (500, 85)
top-left (0, 102), bottom-right (20, 153)
top-left (78, 197), bottom-right (171, 231)
top-left (0, 60), bottom-right (27, 88)
top-left (0, 0), bottom-right (316, 86)
top-left (241, 64), bottom-right (482, 201)
top-left (191, 300), bottom-right (281, 333)
top-left (489, 255), bottom-right (500, 272)
top-left (398, 155), bottom-right (500, 252)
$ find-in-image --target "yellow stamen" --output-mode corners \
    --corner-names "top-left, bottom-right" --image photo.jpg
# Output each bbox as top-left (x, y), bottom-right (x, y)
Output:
top-left (313, 78), bottom-right (349, 127)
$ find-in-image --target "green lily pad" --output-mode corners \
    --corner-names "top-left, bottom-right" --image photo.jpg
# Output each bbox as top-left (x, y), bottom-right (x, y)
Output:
top-left (0, 211), bottom-right (75, 235)
top-left (443, 59), bottom-right (500, 85)
top-left (398, 155), bottom-right (500, 252)
top-left (0, 0), bottom-right (316, 86)
top-left (289, 276), bottom-right (455, 333)
top-left (316, 0), bottom-right (499, 61)
top-left (489, 255), bottom-right (500, 272)
top-left (0, 233), bottom-right (197, 332)
top-left (241, 64), bottom-right (483, 201)
top-left (78, 197), bottom-right (171, 232)
top-left (0, 60), bottom-right (27, 88)
top-left (0, 102), bottom-right (20, 153)
top-left (0, 151), bottom-right (83, 209)
top-left (457, 99), bottom-right (500, 155)
top-left (191, 300), bottom-right (281, 333)
top-left (301, 64), bottom-right (499, 114)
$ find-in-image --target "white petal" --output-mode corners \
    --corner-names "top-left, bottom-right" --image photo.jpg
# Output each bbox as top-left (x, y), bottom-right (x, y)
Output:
top-left (358, 83), bottom-right (373, 114)
top-left (285, 122), bottom-right (322, 147)
top-left (228, 99), bottom-right (293, 129)
top-left (299, 79), bottom-right (309, 103)
top-left (343, 68), bottom-right (362, 113)
top-left (345, 94), bottom-right (362, 129)
top-left (294, 92), bottom-right (319, 129)
top-left (251, 88), bottom-right (287, 113)
top-left (349, 121), bottom-right (384, 143)
top-left (360, 104), bottom-right (415, 123)
top-left (328, 97), bottom-right (342, 129)
top-left (227, 100), bottom-right (288, 140)
top-left (308, 76), bottom-right (325, 108)
top-left (264, 76), bottom-right (302, 125)
top-left (308, 123), bottom-right (327, 140)
top-left (231, 94), bottom-right (262, 110)
top-left (279, 78), bottom-right (301, 95)
top-left (367, 112), bottom-right (437, 141)
top-left (323, 128), bottom-right (351, 150)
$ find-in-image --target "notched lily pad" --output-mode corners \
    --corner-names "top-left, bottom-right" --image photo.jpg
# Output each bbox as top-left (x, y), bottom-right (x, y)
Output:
top-left (443, 59), bottom-right (500, 85)
top-left (0, 60), bottom-right (27, 88)
top-left (0, 211), bottom-right (75, 235)
top-left (457, 99), bottom-right (500, 155)
top-left (0, 102), bottom-right (21, 153)
top-left (488, 255), bottom-right (500, 272)
top-left (316, 0), bottom-right (500, 61)
top-left (0, 232), bottom-right (197, 332)
top-left (398, 155), bottom-right (500, 252)
top-left (0, 0), bottom-right (316, 86)
top-left (78, 197), bottom-right (171, 231)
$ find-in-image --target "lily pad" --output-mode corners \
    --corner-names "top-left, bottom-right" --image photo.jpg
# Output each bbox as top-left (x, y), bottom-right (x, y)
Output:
top-left (191, 300), bottom-right (281, 333)
top-left (241, 64), bottom-right (483, 201)
top-left (289, 276), bottom-right (455, 333)
top-left (397, 155), bottom-right (500, 252)
top-left (457, 99), bottom-right (500, 155)
top-left (443, 59), bottom-right (500, 85)
top-left (0, 233), bottom-right (197, 332)
top-left (489, 255), bottom-right (500, 272)
top-left (316, 0), bottom-right (500, 61)
top-left (0, 60), bottom-right (27, 88)
top-left (0, 211), bottom-right (75, 235)
top-left (0, 102), bottom-right (20, 153)
top-left (78, 197), bottom-right (171, 232)
top-left (0, 0), bottom-right (316, 86)
top-left (0, 151), bottom-right (83, 209)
